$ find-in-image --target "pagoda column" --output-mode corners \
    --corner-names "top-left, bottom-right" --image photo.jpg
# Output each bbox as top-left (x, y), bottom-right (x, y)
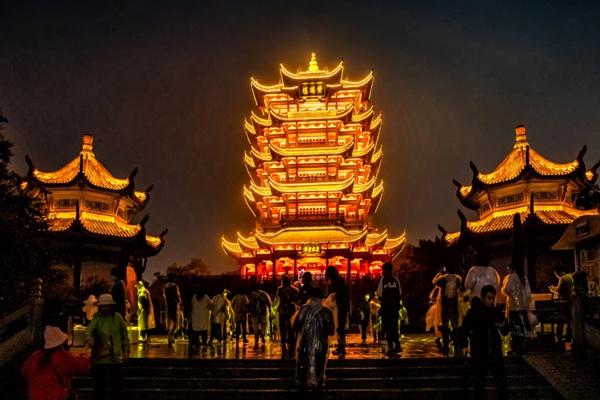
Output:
top-left (272, 254), bottom-right (277, 286)
top-left (72, 250), bottom-right (82, 291)
top-left (293, 254), bottom-right (298, 281)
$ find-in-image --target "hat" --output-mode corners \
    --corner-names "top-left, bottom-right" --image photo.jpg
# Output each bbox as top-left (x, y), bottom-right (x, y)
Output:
top-left (83, 295), bottom-right (97, 305)
top-left (43, 326), bottom-right (68, 349)
top-left (97, 293), bottom-right (116, 306)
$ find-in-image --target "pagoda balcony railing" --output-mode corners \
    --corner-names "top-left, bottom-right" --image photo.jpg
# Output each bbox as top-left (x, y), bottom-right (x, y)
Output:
top-left (286, 176), bottom-right (343, 183)
top-left (279, 141), bottom-right (345, 149)
top-left (261, 214), bottom-right (366, 228)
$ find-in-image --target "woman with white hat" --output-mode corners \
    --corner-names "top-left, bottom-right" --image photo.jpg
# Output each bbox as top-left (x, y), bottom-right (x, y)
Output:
top-left (22, 326), bottom-right (90, 400)
top-left (86, 293), bottom-right (129, 399)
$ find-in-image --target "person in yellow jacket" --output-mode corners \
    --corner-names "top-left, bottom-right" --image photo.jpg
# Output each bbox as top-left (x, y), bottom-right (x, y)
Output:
top-left (135, 281), bottom-right (155, 342)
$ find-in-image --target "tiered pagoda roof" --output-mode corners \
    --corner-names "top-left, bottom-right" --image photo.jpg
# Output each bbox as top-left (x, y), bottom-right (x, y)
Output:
top-left (441, 125), bottom-right (599, 245)
top-left (223, 54), bottom-right (405, 278)
top-left (22, 134), bottom-right (166, 256)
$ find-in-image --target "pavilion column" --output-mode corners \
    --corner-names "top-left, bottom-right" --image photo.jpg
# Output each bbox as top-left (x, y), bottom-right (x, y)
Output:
top-left (293, 255), bottom-right (298, 281)
top-left (272, 255), bottom-right (277, 286)
top-left (73, 255), bottom-right (82, 291)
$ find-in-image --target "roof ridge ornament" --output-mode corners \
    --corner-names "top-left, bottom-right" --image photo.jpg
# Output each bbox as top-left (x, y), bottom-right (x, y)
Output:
top-left (82, 134), bottom-right (94, 152)
top-left (308, 52), bottom-right (319, 72)
top-left (514, 124), bottom-right (528, 148)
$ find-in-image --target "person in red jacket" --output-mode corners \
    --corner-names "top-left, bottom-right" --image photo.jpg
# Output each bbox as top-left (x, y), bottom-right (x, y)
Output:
top-left (22, 325), bottom-right (90, 400)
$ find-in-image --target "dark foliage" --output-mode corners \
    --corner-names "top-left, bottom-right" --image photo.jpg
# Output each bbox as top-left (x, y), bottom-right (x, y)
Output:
top-left (0, 112), bottom-right (54, 316)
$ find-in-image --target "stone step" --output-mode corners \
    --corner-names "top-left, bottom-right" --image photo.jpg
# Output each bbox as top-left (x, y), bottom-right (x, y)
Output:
top-left (73, 374), bottom-right (547, 389)
top-left (122, 356), bottom-right (529, 368)
top-left (73, 386), bottom-right (560, 400)
top-left (77, 366), bottom-right (537, 380)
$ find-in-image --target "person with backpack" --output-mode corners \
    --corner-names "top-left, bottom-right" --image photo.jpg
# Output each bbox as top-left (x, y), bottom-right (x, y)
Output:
top-left (276, 275), bottom-right (299, 353)
top-left (86, 293), bottom-right (129, 400)
top-left (230, 290), bottom-right (250, 344)
top-left (376, 262), bottom-right (402, 355)
top-left (22, 326), bottom-right (90, 400)
top-left (293, 288), bottom-right (334, 391)
top-left (249, 284), bottom-right (272, 349)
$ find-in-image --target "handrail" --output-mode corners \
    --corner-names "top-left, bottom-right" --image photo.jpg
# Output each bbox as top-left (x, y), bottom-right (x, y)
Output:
top-left (0, 304), bottom-right (32, 332)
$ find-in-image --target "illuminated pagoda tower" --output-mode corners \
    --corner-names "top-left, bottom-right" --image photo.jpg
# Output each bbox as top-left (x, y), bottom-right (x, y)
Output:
top-left (22, 134), bottom-right (167, 288)
top-left (222, 54), bottom-right (406, 282)
top-left (439, 124), bottom-right (599, 287)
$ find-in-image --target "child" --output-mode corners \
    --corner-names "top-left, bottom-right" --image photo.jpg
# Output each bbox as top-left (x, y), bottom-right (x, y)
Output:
top-left (461, 285), bottom-right (508, 400)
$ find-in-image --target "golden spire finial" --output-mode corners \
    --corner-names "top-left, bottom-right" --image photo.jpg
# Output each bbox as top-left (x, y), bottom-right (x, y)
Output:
top-left (308, 52), bottom-right (319, 72)
top-left (514, 124), bottom-right (528, 148)
top-left (82, 134), bottom-right (94, 152)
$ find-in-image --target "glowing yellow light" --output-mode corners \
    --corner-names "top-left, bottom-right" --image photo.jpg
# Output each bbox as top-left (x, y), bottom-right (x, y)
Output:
top-left (222, 56), bottom-right (405, 269)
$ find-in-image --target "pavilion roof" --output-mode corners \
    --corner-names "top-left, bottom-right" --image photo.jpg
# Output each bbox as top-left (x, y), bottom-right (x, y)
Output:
top-left (456, 125), bottom-right (598, 207)
top-left (441, 205), bottom-right (598, 245)
top-left (25, 135), bottom-right (150, 205)
top-left (47, 210), bottom-right (165, 252)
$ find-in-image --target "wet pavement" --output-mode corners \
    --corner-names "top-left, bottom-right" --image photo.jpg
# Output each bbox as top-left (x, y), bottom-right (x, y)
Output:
top-left (72, 333), bottom-right (445, 360)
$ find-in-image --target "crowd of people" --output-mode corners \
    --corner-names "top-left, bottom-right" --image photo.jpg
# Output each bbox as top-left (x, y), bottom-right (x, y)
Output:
top-left (20, 256), bottom-right (575, 398)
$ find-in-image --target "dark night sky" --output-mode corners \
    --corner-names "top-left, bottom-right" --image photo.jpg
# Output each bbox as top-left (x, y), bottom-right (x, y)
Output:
top-left (2, 1), bottom-right (600, 275)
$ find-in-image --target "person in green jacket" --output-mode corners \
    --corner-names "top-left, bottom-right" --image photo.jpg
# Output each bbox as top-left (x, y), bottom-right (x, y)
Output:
top-left (87, 293), bottom-right (129, 400)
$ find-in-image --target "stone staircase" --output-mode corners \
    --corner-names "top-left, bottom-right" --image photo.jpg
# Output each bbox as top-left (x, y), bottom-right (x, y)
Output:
top-left (73, 357), bottom-right (562, 399)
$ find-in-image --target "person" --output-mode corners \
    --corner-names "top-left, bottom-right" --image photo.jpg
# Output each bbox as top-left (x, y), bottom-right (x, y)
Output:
top-left (231, 290), bottom-right (250, 344)
top-left (461, 285), bottom-right (508, 400)
top-left (276, 275), bottom-right (299, 353)
top-left (297, 272), bottom-right (316, 306)
top-left (550, 271), bottom-right (574, 343)
top-left (294, 288), bottom-right (335, 390)
top-left (398, 300), bottom-right (409, 339)
top-left (148, 274), bottom-right (166, 330)
top-left (249, 284), bottom-right (272, 349)
top-left (376, 262), bottom-right (402, 355)
top-left (325, 266), bottom-right (349, 356)
top-left (86, 293), bottom-right (129, 400)
top-left (432, 266), bottom-right (462, 355)
top-left (211, 289), bottom-right (229, 343)
top-left (425, 286), bottom-right (442, 346)
top-left (369, 294), bottom-right (381, 343)
top-left (501, 262), bottom-right (532, 356)
top-left (358, 293), bottom-right (371, 344)
top-left (270, 295), bottom-right (279, 341)
top-left (465, 252), bottom-right (501, 301)
top-left (163, 272), bottom-right (181, 346)
top-left (82, 295), bottom-right (98, 324)
top-left (189, 286), bottom-right (213, 349)
top-left (110, 267), bottom-right (127, 321)
top-left (22, 326), bottom-right (90, 400)
top-left (135, 281), bottom-right (155, 342)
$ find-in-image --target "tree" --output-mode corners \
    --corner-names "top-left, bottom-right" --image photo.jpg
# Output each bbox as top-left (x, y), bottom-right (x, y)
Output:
top-left (166, 257), bottom-right (212, 276)
top-left (0, 112), bottom-right (54, 316)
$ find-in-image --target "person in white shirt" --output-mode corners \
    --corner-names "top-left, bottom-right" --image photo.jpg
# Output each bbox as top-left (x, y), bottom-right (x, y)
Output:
top-left (501, 262), bottom-right (532, 355)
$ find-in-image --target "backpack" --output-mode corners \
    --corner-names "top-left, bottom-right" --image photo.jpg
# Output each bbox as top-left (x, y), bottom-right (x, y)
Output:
top-left (252, 292), bottom-right (267, 316)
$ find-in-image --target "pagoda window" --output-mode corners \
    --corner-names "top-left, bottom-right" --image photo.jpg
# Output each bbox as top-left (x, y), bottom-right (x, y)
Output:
top-left (54, 198), bottom-right (78, 209)
top-left (85, 200), bottom-right (110, 212)
top-left (496, 193), bottom-right (524, 207)
top-left (533, 191), bottom-right (559, 202)
top-left (298, 204), bottom-right (327, 217)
